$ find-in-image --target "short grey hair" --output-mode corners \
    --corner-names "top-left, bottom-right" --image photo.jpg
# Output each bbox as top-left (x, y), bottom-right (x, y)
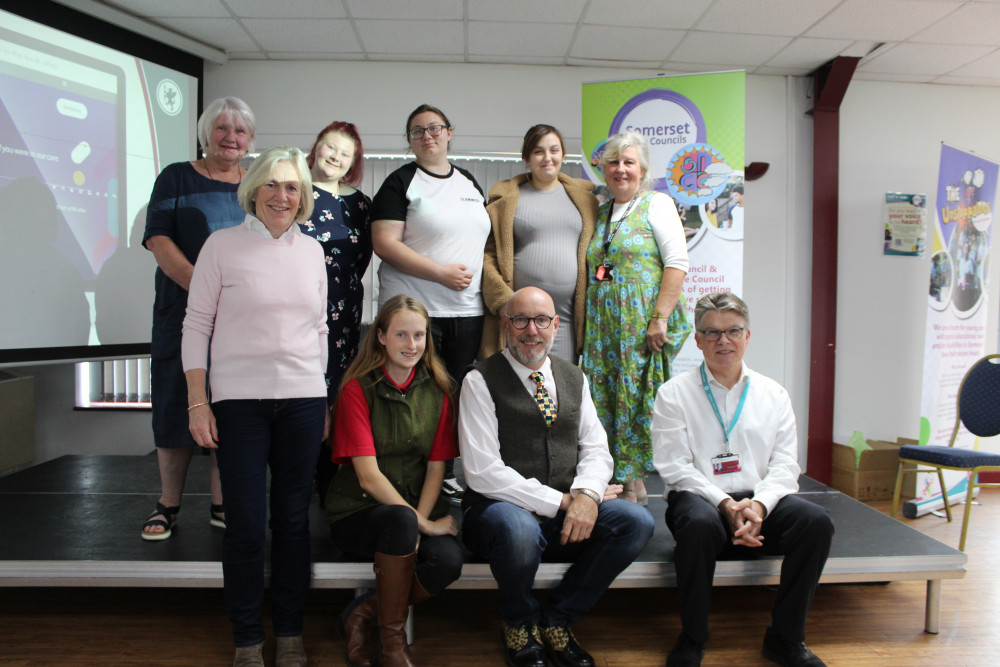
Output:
top-left (602, 130), bottom-right (653, 191)
top-left (197, 97), bottom-right (256, 156)
top-left (237, 146), bottom-right (314, 222)
top-left (694, 292), bottom-right (750, 331)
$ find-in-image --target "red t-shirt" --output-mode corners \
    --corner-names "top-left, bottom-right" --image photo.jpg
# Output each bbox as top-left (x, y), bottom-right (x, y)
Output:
top-left (331, 366), bottom-right (457, 465)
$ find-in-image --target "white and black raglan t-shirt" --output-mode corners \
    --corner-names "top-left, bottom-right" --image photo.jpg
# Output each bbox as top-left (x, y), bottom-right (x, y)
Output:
top-left (371, 161), bottom-right (490, 317)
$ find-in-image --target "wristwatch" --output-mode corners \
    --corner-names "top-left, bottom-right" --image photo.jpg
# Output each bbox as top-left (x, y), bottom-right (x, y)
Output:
top-left (577, 488), bottom-right (601, 505)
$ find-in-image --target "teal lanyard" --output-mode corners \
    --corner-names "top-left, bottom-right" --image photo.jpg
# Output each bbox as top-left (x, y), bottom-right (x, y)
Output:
top-left (700, 363), bottom-right (750, 451)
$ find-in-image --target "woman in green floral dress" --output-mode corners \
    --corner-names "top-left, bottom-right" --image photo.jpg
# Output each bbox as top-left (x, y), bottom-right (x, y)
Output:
top-left (582, 130), bottom-right (691, 504)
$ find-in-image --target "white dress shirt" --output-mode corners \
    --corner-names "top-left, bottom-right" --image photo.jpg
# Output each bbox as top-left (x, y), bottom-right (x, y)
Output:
top-left (651, 362), bottom-right (800, 515)
top-left (459, 349), bottom-right (613, 518)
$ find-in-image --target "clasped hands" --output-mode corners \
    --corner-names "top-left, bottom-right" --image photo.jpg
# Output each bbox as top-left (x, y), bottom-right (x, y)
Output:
top-left (557, 484), bottom-right (623, 546)
top-left (718, 497), bottom-right (766, 547)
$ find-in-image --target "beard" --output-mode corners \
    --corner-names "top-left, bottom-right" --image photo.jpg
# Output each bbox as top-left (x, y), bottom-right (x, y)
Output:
top-left (507, 332), bottom-right (551, 367)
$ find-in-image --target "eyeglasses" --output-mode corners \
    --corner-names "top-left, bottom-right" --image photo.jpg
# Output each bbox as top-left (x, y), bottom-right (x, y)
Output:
top-left (506, 315), bottom-right (553, 330)
top-left (407, 124), bottom-right (448, 140)
top-left (698, 327), bottom-right (746, 342)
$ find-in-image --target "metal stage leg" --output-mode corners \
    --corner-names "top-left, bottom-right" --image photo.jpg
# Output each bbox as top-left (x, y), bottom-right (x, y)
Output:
top-left (925, 580), bottom-right (941, 634)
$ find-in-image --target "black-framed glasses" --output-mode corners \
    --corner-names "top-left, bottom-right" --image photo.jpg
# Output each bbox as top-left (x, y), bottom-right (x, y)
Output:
top-left (506, 315), bottom-right (554, 330)
top-left (406, 124), bottom-right (448, 140)
top-left (698, 327), bottom-right (746, 342)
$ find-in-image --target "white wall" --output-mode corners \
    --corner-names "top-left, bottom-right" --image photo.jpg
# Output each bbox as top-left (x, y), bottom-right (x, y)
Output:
top-left (837, 81), bottom-right (1000, 450)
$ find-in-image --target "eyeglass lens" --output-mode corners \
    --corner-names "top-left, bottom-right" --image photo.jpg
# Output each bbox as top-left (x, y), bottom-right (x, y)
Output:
top-left (510, 315), bottom-right (552, 330)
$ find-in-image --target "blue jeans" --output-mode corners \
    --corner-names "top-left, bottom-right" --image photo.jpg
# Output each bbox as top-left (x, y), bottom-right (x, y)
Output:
top-left (463, 498), bottom-right (654, 627)
top-left (213, 397), bottom-right (325, 647)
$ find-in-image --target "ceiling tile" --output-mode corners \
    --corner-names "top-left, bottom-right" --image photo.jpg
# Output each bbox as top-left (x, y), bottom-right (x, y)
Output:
top-left (571, 24), bottom-right (686, 61)
top-left (859, 42), bottom-right (994, 75)
top-left (366, 53), bottom-right (465, 63)
top-left (241, 18), bottom-right (359, 52)
top-left (224, 0), bottom-right (347, 19)
top-left (268, 51), bottom-right (365, 61)
top-left (854, 71), bottom-right (936, 83)
top-left (934, 75), bottom-right (1000, 87)
top-left (694, 0), bottom-right (842, 36)
top-left (566, 57), bottom-right (663, 69)
top-left (909, 3), bottom-right (1000, 45)
top-left (765, 37), bottom-right (855, 70)
top-left (806, 0), bottom-right (962, 41)
top-left (670, 32), bottom-right (792, 67)
top-left (345, 0), bottom-right (464, 20)
top-left (154, 17), bottom-right (259, 52)
top-left (468, 55), bottom-right (566, 66)
top-left (356, 19), bottom-right (464, 54)
top-left (468, 21), bottom-right (575, 57)
top-left (944, 47), bottom-right (1000, 78)
top-left (583, 0), bottom-right (712, 30)
top-left (469, 0), bottom-right (587, 23)
top-left (102, 0), bottom-right (231, 18)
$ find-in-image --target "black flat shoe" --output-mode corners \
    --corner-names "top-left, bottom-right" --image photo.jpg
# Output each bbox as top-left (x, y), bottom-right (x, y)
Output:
top-left (502, 622), bottom-right (546, 667)
top-left (762, 627), bottom-right (826, 667)
top-left (666, 632), bottom-right (705, 667)
top-left (539, 624), bottom-right (594, 667)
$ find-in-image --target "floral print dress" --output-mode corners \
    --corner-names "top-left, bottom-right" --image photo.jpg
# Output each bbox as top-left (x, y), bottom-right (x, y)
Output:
top-left (582, 191), bottom-right (691, 483)
top-left (301, 186), bottom-right (372, 400)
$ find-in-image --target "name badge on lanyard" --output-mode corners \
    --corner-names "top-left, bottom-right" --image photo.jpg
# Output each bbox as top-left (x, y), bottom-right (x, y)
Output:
top-left (700, 363), bottom-right (749, 475)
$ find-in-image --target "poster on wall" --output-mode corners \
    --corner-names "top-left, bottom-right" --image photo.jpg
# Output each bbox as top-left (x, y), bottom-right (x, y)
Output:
top-left (912, 144), bottom-right (997, 516)
top-left (581, 71), bottom-right (745, 374)
top-left (883, 192), bottom-right (927, 257)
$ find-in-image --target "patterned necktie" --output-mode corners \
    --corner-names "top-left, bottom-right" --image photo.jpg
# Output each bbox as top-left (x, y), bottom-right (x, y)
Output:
top-left (529, 371), bottom-right (557, 427)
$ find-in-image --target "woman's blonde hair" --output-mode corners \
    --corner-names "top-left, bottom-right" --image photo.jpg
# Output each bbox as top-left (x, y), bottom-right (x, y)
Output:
top-left (602, 129), bottom-right (653, 191)
top-left (237, 146), bottom-right (314, 222)
top-left (339, 295), bottom-right (455, 401)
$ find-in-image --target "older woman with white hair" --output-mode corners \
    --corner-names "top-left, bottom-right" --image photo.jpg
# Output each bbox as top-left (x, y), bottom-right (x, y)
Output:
top-left (142, 96), bottom-right (256, 541)
top-left (183, 146), bottom-right (328, 667)
top-left (582, 130), bottom-right (691, 505)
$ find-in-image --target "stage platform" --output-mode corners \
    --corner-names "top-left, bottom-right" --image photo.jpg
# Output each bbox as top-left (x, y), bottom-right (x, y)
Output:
top-left (0, 455), bottom-right (966, 633)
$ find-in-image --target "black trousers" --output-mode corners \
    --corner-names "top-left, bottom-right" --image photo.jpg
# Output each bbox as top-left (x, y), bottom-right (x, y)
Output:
top-left (329, 504), bottom-right (463, 595)
top-left (665, 490), bottom-right (834, 643)
top-left (430, 315), bottom-right (483, 479)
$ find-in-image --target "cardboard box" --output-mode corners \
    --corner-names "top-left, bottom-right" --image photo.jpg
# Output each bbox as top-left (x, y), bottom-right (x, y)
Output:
top-left (831, 439), bottom-right (914, 501)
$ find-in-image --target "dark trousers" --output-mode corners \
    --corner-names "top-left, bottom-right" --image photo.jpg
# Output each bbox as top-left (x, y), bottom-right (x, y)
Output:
top-left (430, 314), bottom-right (482, 478)
top-left (463, 498), bottom-right (655, 627)
top-left (329, 504), bottom-right (464, 594)
top-left (213, 397), bottom-right (325, 647)
top-left (665, 490), bottom-right (834, 644)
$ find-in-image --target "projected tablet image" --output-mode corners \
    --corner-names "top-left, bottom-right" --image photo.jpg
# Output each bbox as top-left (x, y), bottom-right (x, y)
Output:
top-left (0, 28), bottom-right (125, 282)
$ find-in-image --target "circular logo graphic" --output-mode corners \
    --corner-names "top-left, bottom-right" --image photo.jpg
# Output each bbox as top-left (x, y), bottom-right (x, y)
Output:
top-left (156, 79), bottom-right (183, 117)
top-left (665, 143), bottom-right (731, 207)
top-left (608, 89), bottom-right (707, 192)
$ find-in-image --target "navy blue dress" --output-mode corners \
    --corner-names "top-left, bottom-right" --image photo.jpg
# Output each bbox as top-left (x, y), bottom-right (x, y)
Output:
top-left (143, 161), bottom-right (244, 448)
top-left (300, 186), bottom-right (373, 401)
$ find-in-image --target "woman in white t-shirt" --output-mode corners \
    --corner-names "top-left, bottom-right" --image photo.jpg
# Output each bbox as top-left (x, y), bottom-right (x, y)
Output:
top-left (371, 104), bottom-right (491, 501)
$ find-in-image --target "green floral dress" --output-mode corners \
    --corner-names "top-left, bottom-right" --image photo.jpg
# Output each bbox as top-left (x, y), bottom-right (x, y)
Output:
top-left (582, 192), bottom-right (691, 483)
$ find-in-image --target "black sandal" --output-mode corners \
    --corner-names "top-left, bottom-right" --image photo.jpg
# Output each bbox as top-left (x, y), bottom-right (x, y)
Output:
top-left (210, 503), bottom-right (226, 529)
top-left (141, 502), bottom-right (179, 541)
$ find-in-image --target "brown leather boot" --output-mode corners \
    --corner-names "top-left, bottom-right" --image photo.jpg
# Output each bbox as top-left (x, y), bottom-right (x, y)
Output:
top-left (374, 551), bottom-right (417, 667)
top-left (337, 590), bottom-right (378, 667)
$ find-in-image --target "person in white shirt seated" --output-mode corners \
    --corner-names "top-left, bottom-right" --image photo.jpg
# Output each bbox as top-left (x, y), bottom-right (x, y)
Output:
top-left (652, 291), bottom-right (833, 667)
top-left (459, 287), bottom-right (654, 667)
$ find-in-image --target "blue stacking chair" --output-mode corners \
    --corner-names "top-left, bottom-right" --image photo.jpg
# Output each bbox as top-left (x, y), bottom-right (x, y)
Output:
top-left (892, 354), bottom-right (1000, 551)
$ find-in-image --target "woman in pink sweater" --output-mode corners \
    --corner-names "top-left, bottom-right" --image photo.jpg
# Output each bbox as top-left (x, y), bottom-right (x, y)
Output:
top-left (182, 146), bottom-right (328, 667)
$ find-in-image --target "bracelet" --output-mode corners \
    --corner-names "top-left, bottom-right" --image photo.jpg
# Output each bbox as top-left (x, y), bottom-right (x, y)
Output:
top-left (651, 311), bottom-right (669, 319)
top-left (187, 402), bottom-right (209, 411)
top-left (577, 488), bottom-right (601, 505)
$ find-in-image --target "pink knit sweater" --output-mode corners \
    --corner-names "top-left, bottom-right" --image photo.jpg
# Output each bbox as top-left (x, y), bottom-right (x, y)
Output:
top-left (182, 216), bottom-right (329, 401)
